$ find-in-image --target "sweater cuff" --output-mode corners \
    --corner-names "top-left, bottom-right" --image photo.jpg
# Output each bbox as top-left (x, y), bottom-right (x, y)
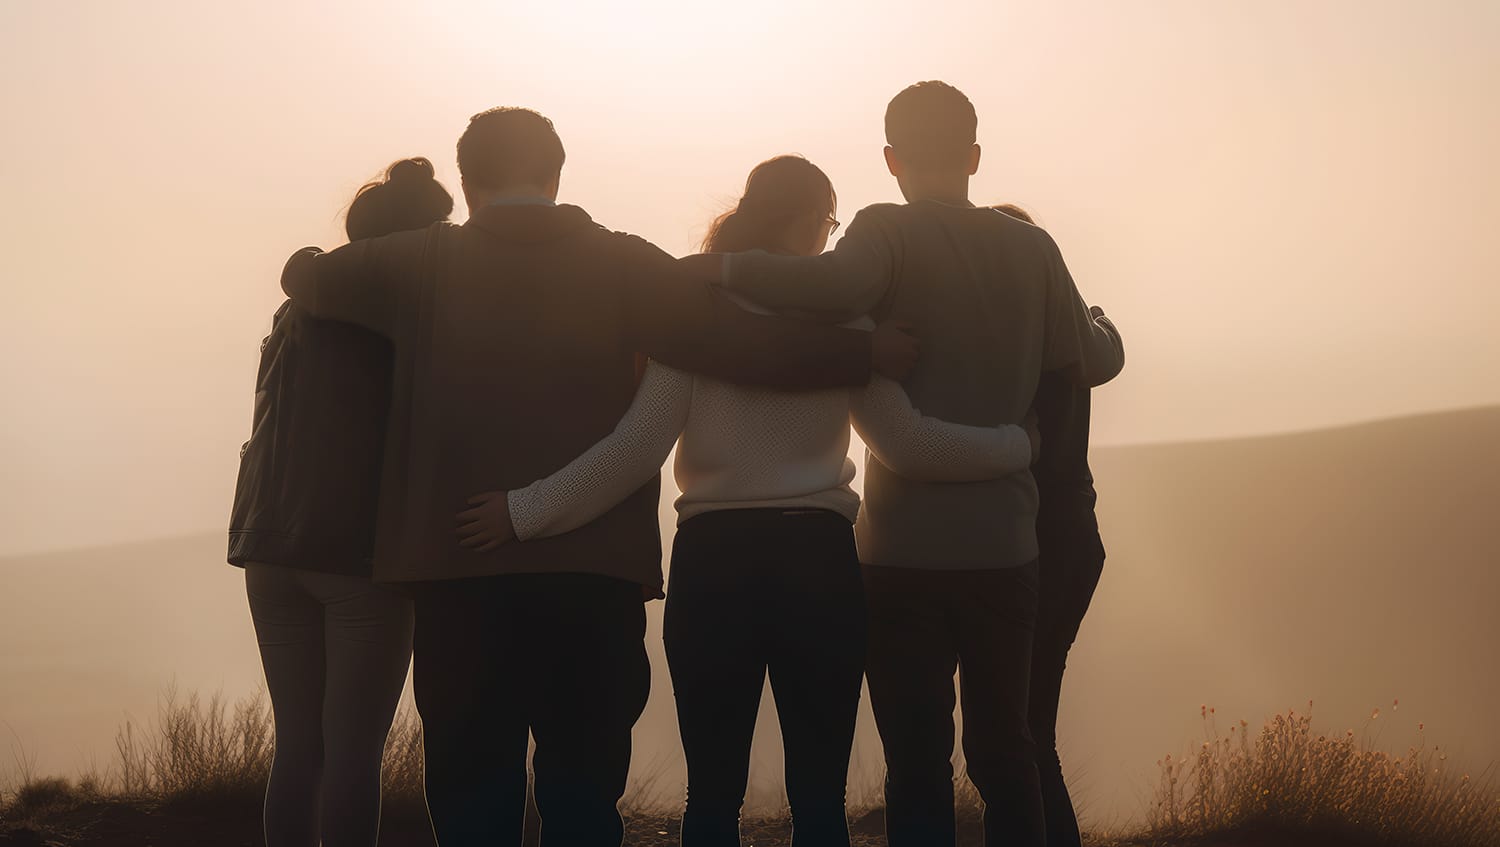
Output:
top-left (506, 489), bottom-right (540, 542)
top-left (997, 426), bottom-right (1033, 474)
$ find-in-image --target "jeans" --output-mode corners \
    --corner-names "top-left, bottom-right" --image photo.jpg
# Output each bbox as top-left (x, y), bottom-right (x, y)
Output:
top-left (664, 508), bottom-right (867, 847)
top-left (409, 572), bottom-right (650, 847)
top-left (863, 561), bottom-right (1044, 847)
top-left (1029, 520), bottom-right (1105, 847)
top-left (245, 563), bottom-right (415, 847)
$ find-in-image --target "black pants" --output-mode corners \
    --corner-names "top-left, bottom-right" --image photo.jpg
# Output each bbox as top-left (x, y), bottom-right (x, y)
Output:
top-left (1029, 527), bottom-right (1105, 847)
top-left (864, 561), bottom-right (1044, 847)
top-left (663, 509), bottom-right (867, 847)
top-left (410, 572), bottom-right (650, 847)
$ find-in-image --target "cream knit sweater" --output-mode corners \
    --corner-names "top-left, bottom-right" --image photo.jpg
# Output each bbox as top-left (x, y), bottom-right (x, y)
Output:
top-left (507, 322), bottom-right (1033, 541)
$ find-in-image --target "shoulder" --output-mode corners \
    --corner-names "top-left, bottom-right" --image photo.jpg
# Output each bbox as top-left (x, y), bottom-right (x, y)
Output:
top-left (849, 202), bottom-right (906, 228)
top-left (595, 229), bottom-right (680, 272)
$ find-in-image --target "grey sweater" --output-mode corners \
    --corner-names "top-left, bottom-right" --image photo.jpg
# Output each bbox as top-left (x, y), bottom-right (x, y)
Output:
top-left (724, 200), bottom-right (1123, 569)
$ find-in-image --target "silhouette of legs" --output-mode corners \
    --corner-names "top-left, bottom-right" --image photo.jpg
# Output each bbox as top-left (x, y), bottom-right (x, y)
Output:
top-left (1029, 529), bottom-right (1104, 847)
top-left (864, 563), bottom-right (1046, 847)
top-left (413, 573), bottom-right (648, 847)
top-left (666, 514), bottom-right (770, 846)
top-left (413, 579), bottom-right (530, 847)
top-left (530, 576), bottom-right (650, 847)
top-left (246, 564), bottom-right (413, 847)
top-left (249, 568), bottom-right (326, 847)
top-left (666, 509), bottom-right (866, 847)
top-left (954, 563), bottom-right (1045, 847)
top-left (319, 581), bottom-right (413, 847)
top-left (863, 565), bottom-right (960, 847)
top-left (766, 559), bottom-right (865, 847)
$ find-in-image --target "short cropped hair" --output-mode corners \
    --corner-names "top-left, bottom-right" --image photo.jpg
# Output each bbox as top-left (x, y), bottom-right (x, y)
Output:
top-left (884, 81), bottom-right (978, 171)
top-left (456, 107), bottom-right (566, 191)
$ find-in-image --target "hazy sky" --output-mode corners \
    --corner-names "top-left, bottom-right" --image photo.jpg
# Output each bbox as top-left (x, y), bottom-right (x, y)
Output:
top-left (2, 0), bottom-right (1497, 556)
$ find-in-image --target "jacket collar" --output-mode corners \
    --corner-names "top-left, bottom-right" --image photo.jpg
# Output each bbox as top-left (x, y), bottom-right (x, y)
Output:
top-left (464, 202), bottom-right (600, 244)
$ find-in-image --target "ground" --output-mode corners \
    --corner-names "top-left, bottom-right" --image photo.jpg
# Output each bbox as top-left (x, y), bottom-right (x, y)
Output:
top-left (0, 799), bottom-right (1393, 847)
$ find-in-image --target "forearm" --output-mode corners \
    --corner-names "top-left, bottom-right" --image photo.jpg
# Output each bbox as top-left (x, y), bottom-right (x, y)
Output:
top-left (507, 364), bottom-right (689, 540)
top-left (277, 240), bottom-right (398, 335)
top-left (723, 250), bottom-right (883, 320)
top-left (851, 378), bottom-right (1033, 483)
top-left (719, 206), bottom-right (895, 319)
top-left (636, 287), bottom-right (872, 390)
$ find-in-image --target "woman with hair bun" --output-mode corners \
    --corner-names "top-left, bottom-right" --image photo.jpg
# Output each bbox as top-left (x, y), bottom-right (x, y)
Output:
top-left (228, 158), bottom-right (453, 847)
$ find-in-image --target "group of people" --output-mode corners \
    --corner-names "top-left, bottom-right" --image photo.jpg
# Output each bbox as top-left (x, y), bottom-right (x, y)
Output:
top-left (227, 80), bottom-right (1122, 847)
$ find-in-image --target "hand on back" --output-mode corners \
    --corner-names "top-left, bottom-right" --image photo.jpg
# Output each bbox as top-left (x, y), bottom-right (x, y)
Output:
top-left (456, 492), bottom-right (515, 553)
top-left (872, 321), bottom-right (921, 381)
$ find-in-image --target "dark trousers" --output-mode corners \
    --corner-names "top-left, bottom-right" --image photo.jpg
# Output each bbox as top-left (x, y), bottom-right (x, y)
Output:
top-left (410, 572), bottom-right (650, 847)
top-left (663, 509), bottom-right (867, 847)
top-left (864, 561), bottom-right (1044, 847)
top-left (1029, 527), bottom-right (1105, 847)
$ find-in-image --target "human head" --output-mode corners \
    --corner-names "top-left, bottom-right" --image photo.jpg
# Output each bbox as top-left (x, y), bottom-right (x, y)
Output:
top-left (456, 107), bottom-right (566, 209)
top-left (991, 203), bottom-right (1035, 225)
top-left (345, 157), bottom-right (454, 241)
top-left (703, 155), bottom-right (838, 257)
top-left (883, 81), bottom-right (981, 202)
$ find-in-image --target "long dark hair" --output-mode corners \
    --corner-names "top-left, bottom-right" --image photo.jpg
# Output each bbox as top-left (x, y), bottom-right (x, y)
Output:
top-left (345, 157), bottom-right (455, 240)
top-left (703, 155), bottom-right (836, 254)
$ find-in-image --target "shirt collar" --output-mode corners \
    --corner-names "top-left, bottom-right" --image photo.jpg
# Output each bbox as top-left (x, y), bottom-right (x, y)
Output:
top-left (487, 196), bottom-right (556, 208)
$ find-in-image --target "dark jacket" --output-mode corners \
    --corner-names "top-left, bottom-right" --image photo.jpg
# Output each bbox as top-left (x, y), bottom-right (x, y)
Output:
top-left (227, 300), bottom-right (393, 575)
top-left (280, 204), bottom-right (871, 587)
top-left (1032, 372), bottom-right (1105, 566)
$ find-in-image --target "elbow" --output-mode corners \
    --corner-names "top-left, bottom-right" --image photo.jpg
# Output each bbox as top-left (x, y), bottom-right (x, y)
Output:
top-left (1087, 353), bottom-right (1125, 388)
top-left (867, 449), bottom-right (949, 484)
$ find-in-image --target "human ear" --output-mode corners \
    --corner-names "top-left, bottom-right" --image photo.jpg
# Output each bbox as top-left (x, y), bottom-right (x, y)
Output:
top-left (967, 144), bottom-right (981, 176)
top-left (884, 146), bottom-right (903, 179)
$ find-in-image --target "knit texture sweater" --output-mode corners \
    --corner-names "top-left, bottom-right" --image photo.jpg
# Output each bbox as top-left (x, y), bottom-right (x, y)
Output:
top-left (507, 314), bottom-right (1035, 543)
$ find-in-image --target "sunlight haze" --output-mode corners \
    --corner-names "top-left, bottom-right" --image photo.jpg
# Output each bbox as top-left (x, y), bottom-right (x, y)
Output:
top-left (2, 0), bottom-right (1497, 555)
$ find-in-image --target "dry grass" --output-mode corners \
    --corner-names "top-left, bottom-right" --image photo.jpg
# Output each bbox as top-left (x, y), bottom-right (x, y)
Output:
top-left (4, 690), bottom-right (1499, 847)
top-left (1141, 703), bottom-right (1500, 847)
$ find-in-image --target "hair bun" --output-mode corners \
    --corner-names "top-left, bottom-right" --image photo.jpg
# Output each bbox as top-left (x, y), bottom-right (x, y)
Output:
top-left (388, 157), bottom-right (436, 184)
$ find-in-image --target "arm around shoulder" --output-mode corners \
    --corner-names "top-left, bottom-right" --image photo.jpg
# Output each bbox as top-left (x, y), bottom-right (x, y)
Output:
top-left (850, 376), bottom-right (1034, 483)
top-left (618, 235), bottom-right (873, 390)
top-left (276, 229), bottom-right (428, 337)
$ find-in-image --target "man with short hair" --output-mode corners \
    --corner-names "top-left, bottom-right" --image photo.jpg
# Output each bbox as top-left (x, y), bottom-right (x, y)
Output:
top-left (281, 106), bottom-right (915, 846)
top-left (689, 82), bottom-right (1124, 847)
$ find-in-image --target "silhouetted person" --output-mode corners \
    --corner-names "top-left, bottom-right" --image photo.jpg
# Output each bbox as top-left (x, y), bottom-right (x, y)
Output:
top-left (228, 157), bottom-right (454, 847)
top-left (995, 203), bottom-right (1107, 847)
top-left (456, 155), bottom-right (1038, 847)
top-left (279, 109), bottom-right (915, 847)
top-left (683, 82), bottom-right (1124, 847)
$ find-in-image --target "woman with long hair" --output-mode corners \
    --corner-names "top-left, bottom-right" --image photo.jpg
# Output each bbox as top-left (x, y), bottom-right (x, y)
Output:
top-left (458, 155), bottom-right (1037, 846)
top-left (228, 157), bottom-right (453, 847)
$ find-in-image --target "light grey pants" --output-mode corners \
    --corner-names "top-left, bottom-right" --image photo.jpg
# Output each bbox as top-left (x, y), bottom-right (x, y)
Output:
top-left (245, 563), bottom-right (414, 847)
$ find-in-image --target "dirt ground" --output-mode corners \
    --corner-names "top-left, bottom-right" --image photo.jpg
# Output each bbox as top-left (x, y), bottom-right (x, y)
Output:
top-left (0, 799), bottom-right (1388, 847)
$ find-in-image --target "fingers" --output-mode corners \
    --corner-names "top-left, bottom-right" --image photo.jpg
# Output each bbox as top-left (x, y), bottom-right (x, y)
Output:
top-left (457, 527), bottom-right (493, 547)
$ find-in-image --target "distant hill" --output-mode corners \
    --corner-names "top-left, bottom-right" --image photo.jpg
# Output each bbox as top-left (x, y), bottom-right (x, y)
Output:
top-left (3, 408), bottom-right (1497, 824)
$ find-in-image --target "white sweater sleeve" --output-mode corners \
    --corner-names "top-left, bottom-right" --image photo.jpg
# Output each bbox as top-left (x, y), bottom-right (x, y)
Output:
top-left (849, 376), bottom-right (1035, 483)
top-left (507, 362), bottom-right (692, 541)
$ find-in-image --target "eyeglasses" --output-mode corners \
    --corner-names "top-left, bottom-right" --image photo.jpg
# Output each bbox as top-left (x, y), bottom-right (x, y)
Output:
top-left (827, 216), bottom-right (841, 235)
